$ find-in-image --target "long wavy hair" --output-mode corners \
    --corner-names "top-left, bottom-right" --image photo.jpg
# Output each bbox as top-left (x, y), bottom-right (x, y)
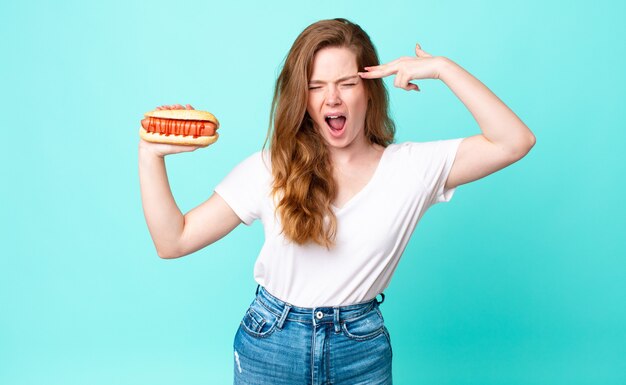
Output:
top-left (263, 18), bottom-right (395, 249)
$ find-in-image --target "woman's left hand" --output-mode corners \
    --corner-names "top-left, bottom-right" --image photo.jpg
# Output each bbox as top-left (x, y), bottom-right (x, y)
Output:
top-left (358, 43), bottom-right (444, 91)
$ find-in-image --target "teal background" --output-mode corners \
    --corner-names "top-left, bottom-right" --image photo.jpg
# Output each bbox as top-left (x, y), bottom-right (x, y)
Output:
top-left (1, 0), bottom-right (624, 384)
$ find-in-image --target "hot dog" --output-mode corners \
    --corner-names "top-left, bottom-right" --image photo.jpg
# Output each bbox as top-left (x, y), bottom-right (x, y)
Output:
top-left (139, 108), bottom-right (220, 147)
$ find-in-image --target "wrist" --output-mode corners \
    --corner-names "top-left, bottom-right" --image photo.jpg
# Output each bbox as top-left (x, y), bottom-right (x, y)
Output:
top-left (434, 56), bottom-right (456, 80)
top-left (138, 140), bottom-right (166, 159)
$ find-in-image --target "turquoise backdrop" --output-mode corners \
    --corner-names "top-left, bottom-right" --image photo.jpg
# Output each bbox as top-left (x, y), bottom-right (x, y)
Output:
top-left (1, 0), bottom-right (624, 384)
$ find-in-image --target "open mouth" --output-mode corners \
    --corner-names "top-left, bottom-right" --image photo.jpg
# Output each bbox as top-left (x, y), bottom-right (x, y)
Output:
top-left (325, 115), bottom-right (347, 132)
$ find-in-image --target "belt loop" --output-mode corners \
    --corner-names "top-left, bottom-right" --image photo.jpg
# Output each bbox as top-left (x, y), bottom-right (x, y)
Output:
top-left (255, 284), bottom-right (260, 296)
top-left (376, 293), bottom-right (385, 305)
top-left (333, 308), bottom-right (341, 333)
top-left (276, 304), bottom-right (291, 330)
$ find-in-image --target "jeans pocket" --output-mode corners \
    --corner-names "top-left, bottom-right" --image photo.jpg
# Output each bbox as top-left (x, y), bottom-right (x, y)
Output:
top-left (239, 298), bottom-right (279, 338)
top-left (342, 305), bottom-right (386, 341)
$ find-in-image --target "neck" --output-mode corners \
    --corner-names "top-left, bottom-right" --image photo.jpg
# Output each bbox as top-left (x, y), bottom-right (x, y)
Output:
top-left (327, 137), bottom-right (381, 167)
top-left (328, 145), bottom-right (363, 165)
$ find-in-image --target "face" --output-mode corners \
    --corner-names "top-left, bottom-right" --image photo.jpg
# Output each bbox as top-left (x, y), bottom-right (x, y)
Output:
top-left (306, 46), bottom-right (369, 152)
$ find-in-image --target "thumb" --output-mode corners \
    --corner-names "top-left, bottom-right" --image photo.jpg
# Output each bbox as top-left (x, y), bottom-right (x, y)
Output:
top-left (415, 43), bottom-right (433, 58)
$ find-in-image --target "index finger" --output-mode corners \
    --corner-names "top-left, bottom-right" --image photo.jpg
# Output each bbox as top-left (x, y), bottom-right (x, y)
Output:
top-left (359, 65), bottom-right (396, 79)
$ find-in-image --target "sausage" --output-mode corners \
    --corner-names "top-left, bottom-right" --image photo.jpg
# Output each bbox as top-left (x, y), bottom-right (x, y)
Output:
top-left (141, 117), bottom-right (217, 138)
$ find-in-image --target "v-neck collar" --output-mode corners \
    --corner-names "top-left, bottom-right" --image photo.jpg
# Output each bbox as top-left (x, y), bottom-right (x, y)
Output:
top-left (331, 144), bottom-right (392, 214)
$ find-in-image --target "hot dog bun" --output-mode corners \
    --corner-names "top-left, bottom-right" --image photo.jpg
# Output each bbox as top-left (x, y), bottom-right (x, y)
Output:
top-left (139, 108), bottom-right (220, 147)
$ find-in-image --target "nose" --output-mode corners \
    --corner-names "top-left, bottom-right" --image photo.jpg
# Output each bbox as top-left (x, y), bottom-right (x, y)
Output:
top-left (325, 85), bottom-right (342, 106)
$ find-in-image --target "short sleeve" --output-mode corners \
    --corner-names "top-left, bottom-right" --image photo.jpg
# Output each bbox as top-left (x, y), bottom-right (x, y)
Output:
top-left (405, 138), bottom-right (464, 205)
top-left (213, 151), bottom-right (270, 226)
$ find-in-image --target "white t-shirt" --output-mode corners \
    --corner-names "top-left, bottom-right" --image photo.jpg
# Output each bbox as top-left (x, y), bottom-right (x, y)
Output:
top-left (214, 138), bottom-right (464, 307)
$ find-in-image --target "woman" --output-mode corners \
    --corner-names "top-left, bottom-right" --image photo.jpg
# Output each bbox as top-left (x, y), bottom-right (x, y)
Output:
top-left (139, 18), bottom-right (535, 385)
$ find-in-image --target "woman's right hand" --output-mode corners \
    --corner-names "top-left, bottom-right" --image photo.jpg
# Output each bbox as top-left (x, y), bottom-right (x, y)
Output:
top-left (139, 104), bottom-right (201, 157)
top-left (139, 103), bottom-right (242, 259)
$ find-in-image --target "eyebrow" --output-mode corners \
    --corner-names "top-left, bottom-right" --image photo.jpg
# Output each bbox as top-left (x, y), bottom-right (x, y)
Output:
top-left (308, 75), bottom-right (359, 85)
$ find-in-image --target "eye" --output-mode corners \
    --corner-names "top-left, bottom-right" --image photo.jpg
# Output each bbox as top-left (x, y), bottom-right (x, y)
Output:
top-left (342, 83), bottom-right (356, 87)
top-left (308, 86), bottom-right (321, 90)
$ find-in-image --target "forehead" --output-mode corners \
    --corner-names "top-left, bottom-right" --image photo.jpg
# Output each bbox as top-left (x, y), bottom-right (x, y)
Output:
top-left (309, 46), bottom-right (358, 81)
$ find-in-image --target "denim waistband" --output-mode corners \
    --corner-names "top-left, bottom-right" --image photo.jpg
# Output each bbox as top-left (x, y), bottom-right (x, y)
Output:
top-left (254, 285), bottom-right (385, 328)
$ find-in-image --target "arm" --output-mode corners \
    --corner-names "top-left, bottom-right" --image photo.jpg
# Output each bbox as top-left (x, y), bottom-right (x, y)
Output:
top-left (359, 44), bottom-right (536, 189)
top-left (139, 104), bottom-right (241, 259)
top-left (437, 56), bottom-right (536, 189)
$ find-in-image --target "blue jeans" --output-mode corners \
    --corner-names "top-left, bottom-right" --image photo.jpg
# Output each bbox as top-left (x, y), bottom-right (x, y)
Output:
top-left (233, 285), bottom-right (393, 384)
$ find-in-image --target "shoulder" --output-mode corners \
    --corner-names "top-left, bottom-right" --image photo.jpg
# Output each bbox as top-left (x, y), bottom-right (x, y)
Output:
top-left (233, 149), bottom-right (272, 174)
top-left (390, 139), bottom-right (464, 159)
top-left (393, 138), bottom-right (464, 150)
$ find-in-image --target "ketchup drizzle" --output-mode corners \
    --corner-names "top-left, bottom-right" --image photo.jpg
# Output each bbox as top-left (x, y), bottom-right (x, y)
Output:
top-left (146, 117), bottom-right (211, 138)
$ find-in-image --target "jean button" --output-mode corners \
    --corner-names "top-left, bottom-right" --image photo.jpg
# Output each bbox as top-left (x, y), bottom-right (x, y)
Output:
top-left (315, 311), bottom-right (324, 319)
